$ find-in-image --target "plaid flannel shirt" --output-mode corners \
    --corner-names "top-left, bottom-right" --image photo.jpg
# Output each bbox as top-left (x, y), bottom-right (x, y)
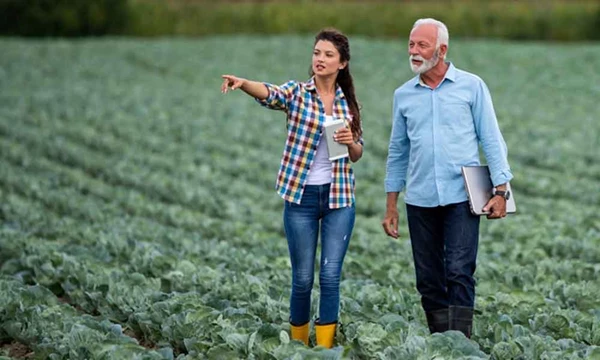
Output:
top-left (256, 77), bottom-right (363, 209)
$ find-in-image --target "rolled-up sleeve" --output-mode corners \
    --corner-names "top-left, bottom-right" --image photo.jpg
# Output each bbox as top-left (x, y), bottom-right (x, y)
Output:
top-left (255, 81), bottom-right (297, 112)
top-left (356, 122), bottom-right (365, 147)
top-left (472, 78), bottom-right (514, 186)
top-left (385, 91), bottom-right (410, 193)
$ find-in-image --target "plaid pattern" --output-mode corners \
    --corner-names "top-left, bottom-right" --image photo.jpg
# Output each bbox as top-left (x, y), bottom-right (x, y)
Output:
top-left (256, 77), bottom-right (363, 208)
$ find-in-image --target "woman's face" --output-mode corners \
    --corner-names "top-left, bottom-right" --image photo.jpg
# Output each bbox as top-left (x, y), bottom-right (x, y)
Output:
top-left (312, 40), bottom-right (346, 77)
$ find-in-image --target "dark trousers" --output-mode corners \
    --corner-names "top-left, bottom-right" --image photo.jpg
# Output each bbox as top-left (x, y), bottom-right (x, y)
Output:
top-left (406, 201), bottom-right (480, 311)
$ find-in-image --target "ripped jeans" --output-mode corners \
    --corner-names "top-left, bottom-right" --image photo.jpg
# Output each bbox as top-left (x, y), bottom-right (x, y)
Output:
top-left (283, 184), bottom-right (355, 325)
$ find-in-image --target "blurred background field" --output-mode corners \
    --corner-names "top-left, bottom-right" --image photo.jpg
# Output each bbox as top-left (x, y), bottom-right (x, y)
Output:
top-left (2, 0), bottom-right (600, 41)
top-left (1, 1), bottom-right (600, 359)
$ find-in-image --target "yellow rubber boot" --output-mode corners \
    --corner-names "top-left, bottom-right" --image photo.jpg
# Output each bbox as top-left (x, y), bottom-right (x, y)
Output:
top-left (290, 322), bottom-right (309, 345)
top-left (315, 322), bottom-right (336, 348)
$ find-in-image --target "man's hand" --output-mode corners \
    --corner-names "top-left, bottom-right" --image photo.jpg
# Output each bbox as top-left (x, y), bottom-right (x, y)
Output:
top-left (382, 208), bottom-right (400, 238)
top-left (482, 196), bottom-right (507, 219)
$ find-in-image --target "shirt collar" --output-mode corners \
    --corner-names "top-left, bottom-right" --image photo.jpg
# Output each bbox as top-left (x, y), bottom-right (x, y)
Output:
top-left (306, 77), bottom-right (345, 98)
top-left (413, 61), bottom-right (456, 87)
top-left (445, 62), bottom-right (457, 82)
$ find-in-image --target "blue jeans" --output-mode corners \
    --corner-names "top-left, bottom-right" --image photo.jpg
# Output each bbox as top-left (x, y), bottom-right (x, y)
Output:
top-left (406, 201), bottom-right (480, 311)
top-left (283, 184), bottom-right (355, 325)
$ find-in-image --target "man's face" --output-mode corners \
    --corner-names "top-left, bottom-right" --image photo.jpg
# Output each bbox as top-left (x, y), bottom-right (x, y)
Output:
top-left (408, 24), bottom-right (444, 74)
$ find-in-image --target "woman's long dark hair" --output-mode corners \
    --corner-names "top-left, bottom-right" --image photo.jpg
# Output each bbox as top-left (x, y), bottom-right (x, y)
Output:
top-left (311, 28), bottom-right (362, 139)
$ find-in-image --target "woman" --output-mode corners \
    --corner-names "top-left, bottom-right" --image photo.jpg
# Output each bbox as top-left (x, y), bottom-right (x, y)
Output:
top-left (221, 28), bottom-right (363, 348)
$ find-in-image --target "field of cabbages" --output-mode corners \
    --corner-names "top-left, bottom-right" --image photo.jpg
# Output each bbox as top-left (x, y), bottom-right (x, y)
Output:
top-left (0, 36), bottom-right (599, 359)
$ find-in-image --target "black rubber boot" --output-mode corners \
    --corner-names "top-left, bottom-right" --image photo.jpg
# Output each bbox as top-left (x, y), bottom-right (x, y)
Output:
top-left (449, 305), bottom-right (474, 338)
top-left (425, 308), bottom-right (449, 334)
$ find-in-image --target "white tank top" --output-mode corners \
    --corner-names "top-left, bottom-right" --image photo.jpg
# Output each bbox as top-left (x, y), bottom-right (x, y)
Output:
top-left (306, 115), bottom-right (334, 185)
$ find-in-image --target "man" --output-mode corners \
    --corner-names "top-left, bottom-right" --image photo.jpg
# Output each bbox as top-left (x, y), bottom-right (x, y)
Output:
top-left (382, 18), bottom-right (513, 338)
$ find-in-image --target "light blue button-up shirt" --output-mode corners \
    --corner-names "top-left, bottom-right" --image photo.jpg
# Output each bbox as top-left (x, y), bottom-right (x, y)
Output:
top-left (385, 62), bottom-right (513, 207)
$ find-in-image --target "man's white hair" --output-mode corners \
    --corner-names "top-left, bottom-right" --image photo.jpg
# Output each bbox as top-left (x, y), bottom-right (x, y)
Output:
top-left (412, 18), bottom-right (449, 49)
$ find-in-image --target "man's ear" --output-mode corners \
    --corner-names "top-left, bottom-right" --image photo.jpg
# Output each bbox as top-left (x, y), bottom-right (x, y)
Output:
top-left (440, 44), bottom-right (448, 58)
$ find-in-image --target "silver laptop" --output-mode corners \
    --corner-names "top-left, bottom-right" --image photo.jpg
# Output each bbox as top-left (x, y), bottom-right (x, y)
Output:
top-left (461, 165), bottom-right (516, 216)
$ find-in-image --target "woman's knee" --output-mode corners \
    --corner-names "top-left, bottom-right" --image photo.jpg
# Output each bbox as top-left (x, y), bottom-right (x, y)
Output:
top-left (292, 273), bottom-right (314, 294)
top-left (319, 265), bottom-right (342, 288)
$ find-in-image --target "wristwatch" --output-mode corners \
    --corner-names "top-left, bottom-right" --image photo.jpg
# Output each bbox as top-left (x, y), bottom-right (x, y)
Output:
top-left (493, 189), bottom-right (511, 200)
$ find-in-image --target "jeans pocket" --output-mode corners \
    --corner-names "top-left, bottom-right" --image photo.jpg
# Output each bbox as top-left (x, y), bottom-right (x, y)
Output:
top-left (285, 200), bottom-right (300, 208)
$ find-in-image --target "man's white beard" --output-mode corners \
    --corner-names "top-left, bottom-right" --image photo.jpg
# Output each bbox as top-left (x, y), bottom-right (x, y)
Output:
top-left (409, 48), bottom-right (440, 74)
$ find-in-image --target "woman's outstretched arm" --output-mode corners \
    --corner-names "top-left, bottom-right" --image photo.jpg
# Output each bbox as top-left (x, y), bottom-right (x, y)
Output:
top-left (221, 75), bottom-right (269, 100)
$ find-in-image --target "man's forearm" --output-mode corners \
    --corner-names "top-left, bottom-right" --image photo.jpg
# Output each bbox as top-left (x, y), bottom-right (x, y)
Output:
top-left (386, 192), bottom-right (400, 210)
